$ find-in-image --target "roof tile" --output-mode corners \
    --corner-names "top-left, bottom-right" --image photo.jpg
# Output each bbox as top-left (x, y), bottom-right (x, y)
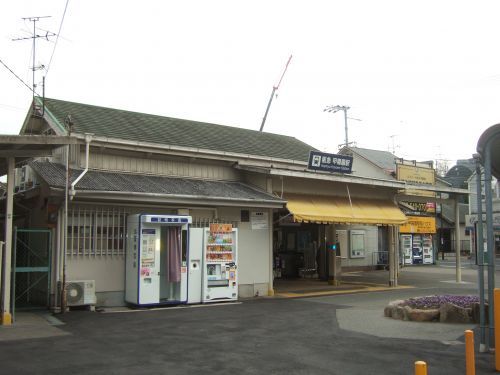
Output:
top-left (41, 98), bottom-right (316, 162)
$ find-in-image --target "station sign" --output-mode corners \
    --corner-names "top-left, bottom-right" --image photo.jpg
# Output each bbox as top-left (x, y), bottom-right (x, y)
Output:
top-left (308, 151), bottom-right (353, 174)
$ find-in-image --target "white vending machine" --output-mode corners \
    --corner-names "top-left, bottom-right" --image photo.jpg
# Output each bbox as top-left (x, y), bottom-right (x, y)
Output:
top-left (401, 234), bottom-right (413, 265)
top-left (202, 224), bottom-right (238, 303)
top-left (125, 214), bottom-right (192, 306)
top-left (422, 234), bottom-right (434, 264)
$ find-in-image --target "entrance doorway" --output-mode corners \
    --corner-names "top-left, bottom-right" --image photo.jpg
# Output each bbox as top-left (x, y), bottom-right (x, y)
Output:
top-left (273, 218), bottom-right (324, 280)
top-left (13, 229), bottom-right (51, 314)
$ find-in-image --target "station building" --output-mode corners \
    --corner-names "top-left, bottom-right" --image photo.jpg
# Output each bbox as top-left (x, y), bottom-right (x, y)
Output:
top-left (0, 97), bottom-right (468, 310)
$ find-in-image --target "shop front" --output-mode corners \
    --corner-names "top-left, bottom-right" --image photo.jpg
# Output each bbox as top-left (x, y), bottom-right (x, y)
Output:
top-left (399, 216), bottom-right (436, 265)
top-left (272, 193), bottom-right (408, 281)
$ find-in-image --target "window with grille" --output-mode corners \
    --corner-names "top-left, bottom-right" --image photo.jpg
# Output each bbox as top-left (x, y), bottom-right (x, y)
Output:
top-left (67, 207), bottom-right (127, 256)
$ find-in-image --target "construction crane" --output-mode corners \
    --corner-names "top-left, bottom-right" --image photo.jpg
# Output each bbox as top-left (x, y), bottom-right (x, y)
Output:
top-left (259, 54), bottom-right (292, 132)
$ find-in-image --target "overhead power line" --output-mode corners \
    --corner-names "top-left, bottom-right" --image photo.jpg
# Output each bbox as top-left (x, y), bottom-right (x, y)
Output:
top-left (0, 58), bottom-right (38, 94)
top-left (46, 0), bottom-right (70, 76)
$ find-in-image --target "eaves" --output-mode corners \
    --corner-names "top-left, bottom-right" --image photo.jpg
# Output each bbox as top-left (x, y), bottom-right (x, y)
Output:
top-left (50, 187), bottom-right (286, 209)
top-left (263, 168), bottom-right (469, 195)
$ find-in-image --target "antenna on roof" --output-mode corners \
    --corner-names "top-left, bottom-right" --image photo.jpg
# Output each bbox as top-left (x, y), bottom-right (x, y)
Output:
top-left (388, 134), bottom-right (400, 155)
top-left (12, 17), bottom-right (55, 103)
top-left (12, 16), bottom-right (55, 129)
top-left (259, 54), bottom-right (293, 132)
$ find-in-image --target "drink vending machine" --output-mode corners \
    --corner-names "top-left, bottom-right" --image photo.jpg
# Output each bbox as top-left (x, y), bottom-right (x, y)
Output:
top-left (421, 234), bottom-right (433, 264)
top-left (399, 234), bottom-right (434, 266)
top-left (202, 224), bottom-right (238, 303)
top-left (125, 215), bottom-right (238, 306)
top-left (401, 234), bottom-right (413, 265)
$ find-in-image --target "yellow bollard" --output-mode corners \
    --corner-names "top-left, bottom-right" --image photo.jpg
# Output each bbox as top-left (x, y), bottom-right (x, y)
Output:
top-left (465, 330), bottom-right (475, 375)
top-left (415, 361), bottom-right (427, 375)
top-left (495, 289), bottom-right (500, 371)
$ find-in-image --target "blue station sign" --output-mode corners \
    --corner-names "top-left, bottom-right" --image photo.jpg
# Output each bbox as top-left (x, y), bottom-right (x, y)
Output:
top-left (307, 151), bottom-right (353, 174)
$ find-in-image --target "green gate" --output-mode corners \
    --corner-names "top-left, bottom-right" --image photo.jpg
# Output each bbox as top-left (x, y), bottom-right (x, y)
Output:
top-left (13, 229), bottom-right (52, 315)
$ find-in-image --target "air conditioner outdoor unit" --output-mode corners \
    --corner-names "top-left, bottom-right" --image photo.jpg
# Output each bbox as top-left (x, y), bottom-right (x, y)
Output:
top-left (65, 280), bottom-right (96, 307)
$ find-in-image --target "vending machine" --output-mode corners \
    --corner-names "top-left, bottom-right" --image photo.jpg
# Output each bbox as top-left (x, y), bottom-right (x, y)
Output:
top-left (422, 234), bottom-right (434, 264)
top-left (401, 234), bottom-right (413, 265)
top-left (412, 235), bottom-right (424, 264)
top-left (125, 214), bottom-right (191, 306)
top-left (202, 224), bottom-right (238, 303)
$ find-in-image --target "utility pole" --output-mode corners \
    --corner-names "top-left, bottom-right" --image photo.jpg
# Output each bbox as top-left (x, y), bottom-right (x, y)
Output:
top-left (324, 105), bottom-right (361, 148)
top-left (12, 16), bottom-right (55, 108)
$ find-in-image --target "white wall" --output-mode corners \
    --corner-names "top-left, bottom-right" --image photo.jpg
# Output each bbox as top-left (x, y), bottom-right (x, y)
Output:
top-left (67, 257), bottom-right (125, 292)
top-left (349, 155), bottom-right (393, 180)
top-left (218, 206), bottom-right (271, 297)
top-left (86, 149), bottom-right (239, 181)
top-left (335, 225), bottom-right (379, 268)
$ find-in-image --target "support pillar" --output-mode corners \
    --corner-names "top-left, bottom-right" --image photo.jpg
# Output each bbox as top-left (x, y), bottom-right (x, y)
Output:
top-left (455, 198), bottom-right (462, 283)
top-left (389, 226), bottom-right (397, 287)
top-left (484, 145), bottom-right (495, 349)
top-left (268, 208), bottom-right (274, 296)
top-left (475, 160), bottom-right (487, 352)
top-left (1, 157), bottom-right (15, 325)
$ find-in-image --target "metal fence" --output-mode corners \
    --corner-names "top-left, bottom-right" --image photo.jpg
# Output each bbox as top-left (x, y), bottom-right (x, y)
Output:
top-left (13, 229), bottom-right (51, 312)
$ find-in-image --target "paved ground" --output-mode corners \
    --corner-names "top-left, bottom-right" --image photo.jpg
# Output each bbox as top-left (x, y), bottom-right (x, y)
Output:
top-left (0, 264), bottom-right (499, 374)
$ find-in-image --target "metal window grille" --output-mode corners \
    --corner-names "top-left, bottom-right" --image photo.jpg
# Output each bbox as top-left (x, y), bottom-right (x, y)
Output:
top-left (67, 207), bottom-right (127, 256)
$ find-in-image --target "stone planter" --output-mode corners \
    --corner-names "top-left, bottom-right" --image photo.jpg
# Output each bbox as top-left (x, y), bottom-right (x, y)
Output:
top-left (385, 297), bottom-right (479, 323)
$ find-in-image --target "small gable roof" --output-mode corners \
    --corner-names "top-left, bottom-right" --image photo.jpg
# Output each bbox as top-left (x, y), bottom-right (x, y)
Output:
top-left (345, 147), bottom-right (397, 172)
top-left (35, 97), bottom-right (316, 162)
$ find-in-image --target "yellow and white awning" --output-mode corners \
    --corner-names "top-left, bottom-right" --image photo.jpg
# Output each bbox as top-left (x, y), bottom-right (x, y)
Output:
top-left (285, 193), bottom-right (407, 225)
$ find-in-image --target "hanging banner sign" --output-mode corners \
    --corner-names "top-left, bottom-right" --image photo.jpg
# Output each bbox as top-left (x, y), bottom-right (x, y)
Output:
top-left (307, 151), bottom-right (353, 174)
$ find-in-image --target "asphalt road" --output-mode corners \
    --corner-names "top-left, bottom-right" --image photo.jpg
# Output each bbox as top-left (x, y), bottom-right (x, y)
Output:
top-left (0, 265), bottom-right (499, 375)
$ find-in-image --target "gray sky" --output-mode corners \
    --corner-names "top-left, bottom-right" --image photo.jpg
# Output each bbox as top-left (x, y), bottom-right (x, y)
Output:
top-left (1, 0), bottom-right (499, 168)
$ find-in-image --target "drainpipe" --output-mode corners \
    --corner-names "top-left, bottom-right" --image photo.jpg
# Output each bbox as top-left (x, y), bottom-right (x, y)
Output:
top-left (70, 134), bottom-right (92, 199)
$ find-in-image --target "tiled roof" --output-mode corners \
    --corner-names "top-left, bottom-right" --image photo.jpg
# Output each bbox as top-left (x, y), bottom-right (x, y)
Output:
top-left (30, 161), bottom-right (284, 203)
top-left (40, 98), bottom-right (316, 162)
